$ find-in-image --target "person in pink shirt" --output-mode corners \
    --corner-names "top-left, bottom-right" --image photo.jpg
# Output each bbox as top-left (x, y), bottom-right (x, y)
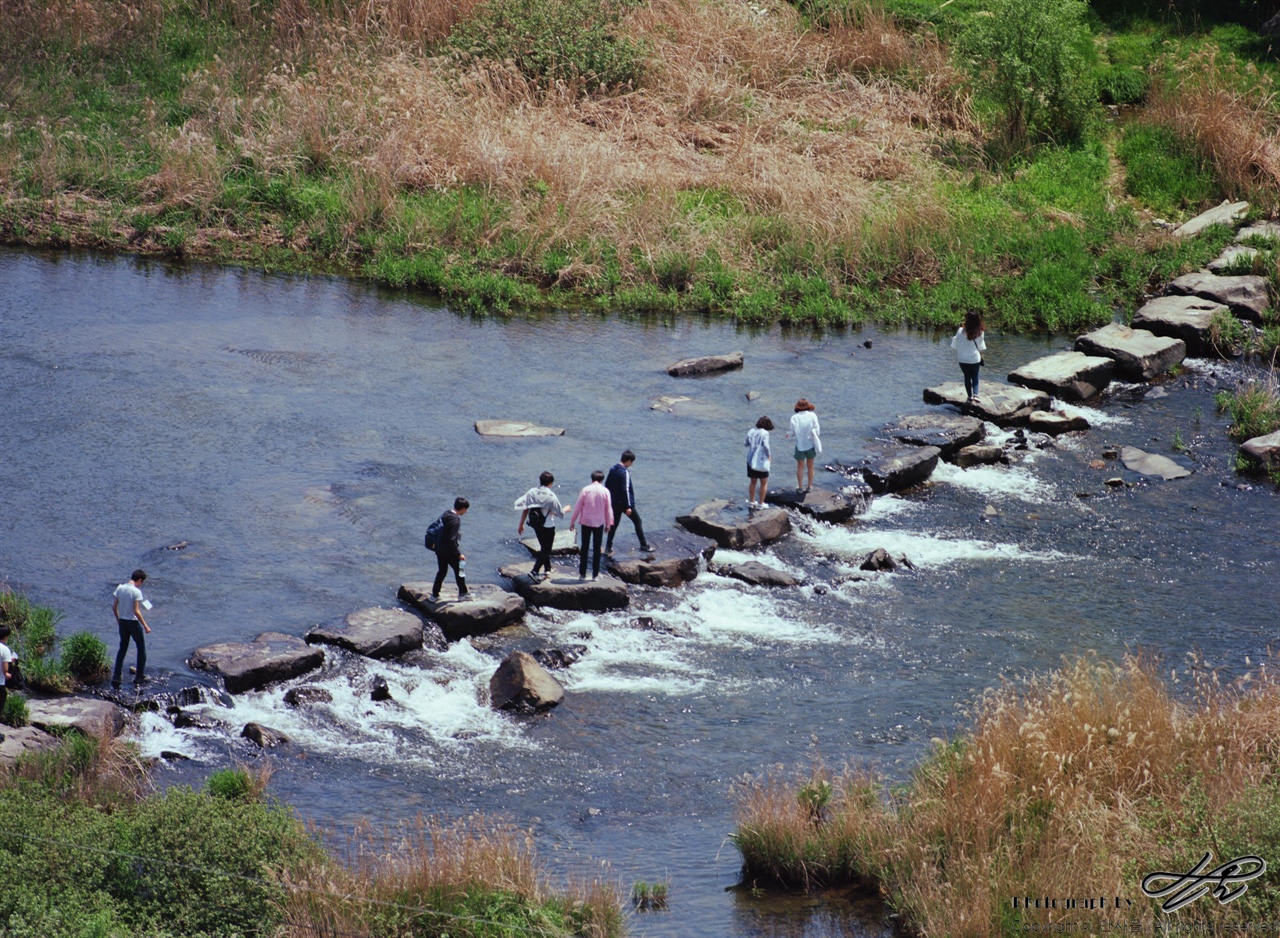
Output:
top-left (569, 469), bottom-right (615, 580)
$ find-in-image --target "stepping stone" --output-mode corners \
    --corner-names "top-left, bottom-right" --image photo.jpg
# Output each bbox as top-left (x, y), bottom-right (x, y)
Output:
top-left (764, 486), bottom-right (866, 522)
top-left (953, 444), bottom-right (1006, 468)
top-left (1074, 324), bottom-right (1186, 381)
top-left (1173, 199), bottom-right (1248, 238)
top-left (666, 351), bottom-right (744, 376)
top-left (474, 420), bottom-right (565, 437)
top-left (1241, 429), bottom-right (1280, 471)
top-left (26, 697), bottom-right (127, 739)
top-left (397, 583), bottom-right (527, 641)
top-left (605, 530), bottom-right (716, 588)
top-left (675, 499), bottom-right (791, 549)
top-left (922, 381), bottom-right (1050, 425)
top-left (1166, 272), bottom-right (1271, 323)
top-left (306, 607), bottom-right (424, 659)
top-left (885, 414), bottom-right (984, 458)
top-left (1119, 446), bottom-right (1191, 480)
top-left (1132, 295), bottom-right (1231, 358)
top-left (1008, 351), bottom-right (1114, 402)
top-left (1207, 245), bottom-right (1260, 273)
top-left (0, 726), bottom-right (60, 765)
top-left (1236, 221), bottom-right (1280, 243)
top-left (860, 444), bottom-right (941, 493)
top-left (650, 395), bottom-right (692, 411)
top-left (499, 563), bottom-right (630, 611)
top-left (1028, 410), bottom-right (1089, 435)
top-left (190, 632), bottom-right (325, 694)
top-left (490, 651), bottom-right (565, 713)
top-left (715, 561), bottom-right (800, 588)
top-left (519, 528), bottom-right (579, 557)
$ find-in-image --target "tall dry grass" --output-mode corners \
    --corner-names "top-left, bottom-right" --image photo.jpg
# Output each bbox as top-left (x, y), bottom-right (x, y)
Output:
top-left (1145, 45), bottom-right (1280, 214)
top-left (734, 653), bottom-right (1280, 936)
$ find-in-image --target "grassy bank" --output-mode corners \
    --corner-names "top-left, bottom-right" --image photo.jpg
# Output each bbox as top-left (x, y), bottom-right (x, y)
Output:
top-left (1, 734), bottom-right (622, 938)
top-left (732, 653), bottom-right (1280, 935)
top-left (0, 0), bottom-right (1270, 328)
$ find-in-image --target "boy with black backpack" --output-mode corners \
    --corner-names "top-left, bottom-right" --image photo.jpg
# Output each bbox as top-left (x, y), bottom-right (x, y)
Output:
top-left (426, 497), bottom-right (470, 601)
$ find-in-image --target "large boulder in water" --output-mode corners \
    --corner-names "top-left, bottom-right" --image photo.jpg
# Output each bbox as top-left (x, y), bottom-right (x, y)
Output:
top-left (490, 651), bottom-right (565, 713)
top-left (885, 414), bottom-right (984, 459)
top-left (716, 560), bottom-right (800, 588)
top-left (1074, 324), bottom-right (1186, 381)
top-left (500, 563), bottom-right (630, 611)
top-left (1240, 429), bottom-right (1280, 471)
top-left (397, 583), bottom-right (526, 642)
top-left (605, 529), bottom-right (716, 588)
top-left (860, 445), bottom-right (940, 493)
top-left (675, 499), bottom-right (791, 549)
top-left (306, 607), bottom-right (424, 659)
top-left (764, 486), bottom-right (865, 522)
top-left (1132, 295), bottom-right (1232, 358)
top-left (1166, 271), bottom-right (1271, 323)
top-left (26, 697), bottom-right (127, 740)
top-left (1007, 351), bottom-right (1114, 402)
top-left (190, 632), bottom-right (324, 694)
top-left (922, 381), bottom-right (1050, 425)
top-left (666, 351), bottom-right (744, 377)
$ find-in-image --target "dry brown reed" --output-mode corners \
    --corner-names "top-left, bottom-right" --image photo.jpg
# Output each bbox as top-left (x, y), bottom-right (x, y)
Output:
top-left (1145, 45), bottom-right (1280, 214)
top-left (0, 0), bottom-right (164, 55)
top-left (735, 653), bottom-right (1280, 936)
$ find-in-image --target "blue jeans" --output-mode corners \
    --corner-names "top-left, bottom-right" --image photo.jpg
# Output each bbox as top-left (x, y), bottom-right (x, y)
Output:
top-left (113, 617), bottom-right (146, 685)
top-left (960, 361), bottom-right (981, 398)
top-left (579, 525), bottom-right (604, 577)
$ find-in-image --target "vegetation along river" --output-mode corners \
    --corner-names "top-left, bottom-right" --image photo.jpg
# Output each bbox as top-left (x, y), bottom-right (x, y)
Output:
top-left (2, 247), bottom-right (1278, 937)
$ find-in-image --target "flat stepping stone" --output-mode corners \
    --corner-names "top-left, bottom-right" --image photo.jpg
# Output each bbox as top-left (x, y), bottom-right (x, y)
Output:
top-left (1166, 272), bottom-right (1271, 323)
top-left (1028, 410), bottom-right (1089, 434)
top-left (397, 583), bottom-right (527, 641)
top-left (715, 561), bottom-right (800, 588)
top-left (500, 562), bottom-right (630, 611)
top-left (675, 499), bottom-right (791, 549)
top-left (306, 607), bottom-right (424, 659)
top-left (490, 651), bottom-right (564, 713)
top-left (605, 530), bottom-right (716, 588)
top-left (860, 444), bottom-right (941, 493)
top-left (650, 395), bottom-right (692, 411)
top-left (1007, 351), bottom-right (1114, 402)
top-left (1174, 199), bottom-right (1248, 238)
top-left (1074, 324), bottom-right (1186, 381)
top-left (1241, 429), bottom-right (1280, 471)
top-left (764, 486), bottom-right (866, 522)
top-left (1132, 295), bottom-right (1231, 358)
top-left (922, 381), bottom-right (1050, 425)
top-left (26, 697), bottom-right (127, 739)
top-left (953, 444), bottom-right (1006, 468)
top-left (474, 420), bottom-right (565, 437)
top-left (0, 726), bottom-right (60, 765)
top-left (190, 632), bottom-right (324, 694)
top-left (1119, 446), bottom-right (1191, 480)
top-left (1236, 221), bottom-right (1280, 243)
top-left (666, 351), bottom-right (743, 376)
top-left (1207, 245), bottom-right (1260, 273)
top-left (519, 528), bottom-right (579, 557)
top-left (885, 414), bottom-right (984, 458)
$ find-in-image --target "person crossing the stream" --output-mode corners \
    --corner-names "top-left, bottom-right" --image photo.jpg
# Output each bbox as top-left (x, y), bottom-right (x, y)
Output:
top-left (951, 310), bottom-right (987, 403)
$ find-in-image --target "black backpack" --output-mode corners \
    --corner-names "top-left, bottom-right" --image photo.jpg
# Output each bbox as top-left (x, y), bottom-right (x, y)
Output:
top-left (424, 515), bottom-right (445, 551)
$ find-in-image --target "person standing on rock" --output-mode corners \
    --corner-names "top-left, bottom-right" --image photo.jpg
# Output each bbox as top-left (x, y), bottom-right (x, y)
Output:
top-left (570, 470), bottom-right (614, 580)
top-left (787, 399), bottom-right (822, 492)
top-left (951, 311), bottom-right (987, 403)
top-left (745, 416), bottom-right (774, 509)
top-left (431, 497), bottom-right (470, 601)
top-left (0, 624), bottom-right (13, 714)
top-left (111, 568), bottom-right (152, 688)
top-left (605, 450), bottom-right (652, 555)
top-left (516, 472), bottom-right (564, 581)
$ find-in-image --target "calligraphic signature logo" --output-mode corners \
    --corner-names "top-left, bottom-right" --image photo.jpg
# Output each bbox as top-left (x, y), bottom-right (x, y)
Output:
top-left (1141, 852), bottom-right (1266, 913)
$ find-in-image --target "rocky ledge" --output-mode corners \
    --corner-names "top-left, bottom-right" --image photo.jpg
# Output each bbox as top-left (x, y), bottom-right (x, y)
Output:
top-left (676, 499), bottom-right (791, 549)
top-left (1075, 324), bottom-right (1186, 382)
top-left (859, 444), bottom-right (941, 493)
top-left (605, 529), bottom-right (717, 588)
top-left (190, 632), bottom-right (325, 694)
top-left (923, 380), bottom-right (1050, 425)
top-left (885, 413), bottom-right (984, 460)
top-left (500, 562), bottom-right (631, 611)
top-left (397, 583), bottom-right (527, 641)
top-left (306, 607), bottom-right (425, 659)
top-left (27, 697), bottom-right (127, 739)
top-left (764, 485), bottom-right (866, 522)
top-left (1008, 351), bottom-right (1114, 402)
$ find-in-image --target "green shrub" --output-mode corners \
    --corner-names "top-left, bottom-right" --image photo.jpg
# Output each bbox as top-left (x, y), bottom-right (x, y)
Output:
top-left (2, 693), bottom-right (29, 728)
top-left (207, 766), bottom-right (254, 801)
top-left (59, 631), bottom-right (109, 683)
top-left (449, 0), bottom-right (644, 93)
top-left (1217, 375), bottom-right (1280, 443)
top-left (1097, 63), bottom-right (1148, 105)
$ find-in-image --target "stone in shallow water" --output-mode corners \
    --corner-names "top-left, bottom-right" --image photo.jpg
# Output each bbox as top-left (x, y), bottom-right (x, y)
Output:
top-left (860, 444), bottom-right (940, 493)
top-left (1119, 446), bottom-right (1191, 480)
top-left (306, 607), bottom-right (424, 659)
top-left (605, 530), bottom-right (716, 588)
top-left (715, 560), bottom-right (800, 588)
top-left (885, 414), bottom-right (984, 458)
top-left (764, 486), bottom-right (866, 522)
top-left (953, 444), bottom-right (1006, 469)
top-left (1132, 295), bottom-right (1231, 358)
top-left (922, 381), bottom-right (1050, 425)
top-left (1240, 429), bottom-right (1280, 472)
top-left (1074, 324), bottom-right (1185, 381)
top-left (190, 632), bottom-right (324, 694)
top-left (1028, 410), bottom-right (1089, 435)
top-left (397, 583), bottom-right (527, 641)
top-left (474, 420), bottom-right (565, 437)
top-left (1166, 271), bottom-right (1271, 323)
top-left (519, 528), bottom-right (579, 557)
top-left (665, 351), bottom-right (744, 376)
top-left (499, 563), bottom-right (630, 611)
top-left (490, 651), bottom-right (565, 712)
top-left (675, 499), bottom-right (791, 549)
top-left (1008, 351), bottom-right (1114, 402)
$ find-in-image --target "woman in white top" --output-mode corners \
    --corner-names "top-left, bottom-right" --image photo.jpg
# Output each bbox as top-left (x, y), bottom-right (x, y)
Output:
top-left (745, 415), bottom-right (774, 509)
top-left (515, 471), bottom-right (564, 580)
top-left (951, 311), bottom-right (987, 402)
top-left (786, 399), bottom-right (822, 492)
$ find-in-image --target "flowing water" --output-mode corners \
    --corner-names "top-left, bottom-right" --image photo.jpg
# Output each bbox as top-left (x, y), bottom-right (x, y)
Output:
top-left (1, 248), bottom-right (1277, 936)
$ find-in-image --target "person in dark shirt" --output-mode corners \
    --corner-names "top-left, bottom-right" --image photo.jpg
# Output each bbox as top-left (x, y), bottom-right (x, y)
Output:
top-left (431, 497), bottom-right (470, 600)
top-left (605, 450), bottom-right (652, 555)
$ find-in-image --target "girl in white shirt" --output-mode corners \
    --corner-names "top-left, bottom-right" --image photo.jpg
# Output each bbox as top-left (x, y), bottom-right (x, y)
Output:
top-left (745, 415), bottom-right (773, 509)
top-left (951, 311), bottom-right (987, 402)
top-left (786, 399), bottom-right (822, 492)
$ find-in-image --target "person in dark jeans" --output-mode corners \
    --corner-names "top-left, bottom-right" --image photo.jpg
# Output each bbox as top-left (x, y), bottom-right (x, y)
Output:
top-left (516, 471), bottom-right (564, 581)
top-left (431, 497), bottom-right (470, 600)
top-left (112, 568), bottom-right (152, 688)
top-left (569, 470), bottom-right (614, 580)
top-left (605, 450), bottom-right (652, 554)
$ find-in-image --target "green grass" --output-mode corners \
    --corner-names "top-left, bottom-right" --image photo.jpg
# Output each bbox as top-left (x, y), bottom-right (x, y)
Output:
top-left (1217, 376), bottom-right (1280, 442)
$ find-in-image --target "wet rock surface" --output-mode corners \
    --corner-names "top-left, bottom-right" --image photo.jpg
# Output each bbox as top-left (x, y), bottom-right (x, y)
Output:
top-left (284, 685), bottom-right (333, 708)
top-left (922, 381), bottom-right (1050, 425)
top-left (885, 414), bottom-right (985, 459)
top-left (532, 645), bottom-right (587, 670)
top-left (1028, 410), bottom-right (1090, 435)
top-left (241, 722), bottom-right (288, 747)
top-left (473, 420), bottom-right (565, 437)
top-left (1240, 429), bottom-right (1280, 471)
top-left (1132, 295), bottom-right (1231, 358)
top-left (715, 560), bottom-right (800, 588)
top-left (1119, 446), bottom-right (1192, 480)
top-left (953, 444), bottom-right (1007, 468)
top-left (665, 351), bottom-right (744, 376)
top-left (1074, 324), bottom-right (1186, 381)
top-left (675, 499), bottom-right (791, 549)
top-left (1008, 351), bottom-right (1114, 402)
top-left (27, 697), bottom-right (127, 739)
top-left (190, 632), bottom-right (325, 694)
top-left (306, 607), bottom-right (424, 659)
top-left (397, 583), bottom-right (527, 641)
top-left (764, 485), bottom-right (866, 522)
top-left (605, 529), bottom-right (716, 588)
top-left (490, 651), bottom-right (565, 713)
top-left (500, 562), bottom-right (630, 611)
top-left (859, 444), bottom-right (941, 493)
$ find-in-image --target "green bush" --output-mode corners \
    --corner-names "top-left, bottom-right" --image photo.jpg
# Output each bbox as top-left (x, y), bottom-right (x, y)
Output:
top-left (2, 693), bottom-right (29, 728)
top-left (1097, 63), bottom-right (1149, 105)
top-left (957, 0), bottom-right (1097, 148)
top-left (449, 0), bottom-right (644, 93)
top-left (59, 631), bottom-right (109, 682)
top-left (206, 767), bottom-right (254, 801)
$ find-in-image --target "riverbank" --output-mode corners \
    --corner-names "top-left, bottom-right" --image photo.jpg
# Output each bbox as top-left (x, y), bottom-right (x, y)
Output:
top-left (1, 0), bottom-right (1274, 329)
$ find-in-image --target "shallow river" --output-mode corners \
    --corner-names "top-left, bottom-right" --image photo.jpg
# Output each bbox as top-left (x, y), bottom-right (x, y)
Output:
top-left (1, 249), bottom-right (1277, 937)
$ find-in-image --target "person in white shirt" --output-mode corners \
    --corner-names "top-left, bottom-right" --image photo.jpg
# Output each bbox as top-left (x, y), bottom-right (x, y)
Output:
top-left (786, 399), bottom-right (822, 492)
top-left (745, 415), bottom-right (773, 509)
top-left (0, 625), bottom-right (13, 713)
top-left (111, 568), bottom-right (152, 688)
top-left (951, 311), bottom-right (988, 402)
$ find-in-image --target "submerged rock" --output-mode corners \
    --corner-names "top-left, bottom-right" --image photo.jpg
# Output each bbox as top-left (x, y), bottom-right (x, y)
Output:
top-left (885, 414), bottom-right (985, 459)
top-left (190, 632), bottom-right (325, 694)
top-left (605, 530), bottom-right (716, 588)
top-left (1074, 324), bottom-right (1186, 381)
top-left (1007, 351), bottom-right (1114, 402)
top-left (500, 562), bottom-right (630, 611)
top-left (1119, 446), bottom-right (1192, 480)
top-left (859, 548), bottom-right (897, 572)
top-left (490, 651), bottom-right (565, 713)
top-left (675, 499), bottom-right (791, 549)
top-left (397, 583), bottom-right (527, 642)
top-left (306, 607), bottom-right (424, 659)
top-left (716, 560), bottom-right (800, 588)
top-left (665, 351), bottom-right (744, 376)
top-left (1240, 429), bottom-right (1280, 471)
top-left (922, 381), bottom-right (1050, 425)
top-left (1132, 295), bottom-right (1232, 358)
top-left (860, 444), bottom-right (940, 493)
top-left (474, 420), bottom-right (565, 437)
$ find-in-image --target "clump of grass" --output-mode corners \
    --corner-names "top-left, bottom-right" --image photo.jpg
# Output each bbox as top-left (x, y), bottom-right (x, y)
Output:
top-left (1, 693), bottom-right (29, 728)
top-left (733, 653), bottom-right (1280, 932)
top-left (60, 630), bottom-right (110, 683)
top-left (631, 879), bottom-right (669, 911)
top-left (0, 589), bottom-right (74, 693)
top-left (207, 764), bottom-right (273, 802)
top-left (1216, 369), bottom-right (1280, 441)
top-left (1208, 306), bottom-right (1248, 357)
